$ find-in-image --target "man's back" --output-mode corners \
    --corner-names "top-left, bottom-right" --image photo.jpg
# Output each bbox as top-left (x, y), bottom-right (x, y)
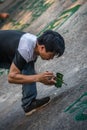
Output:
top-left (0, 30), bottom-right (25, 63)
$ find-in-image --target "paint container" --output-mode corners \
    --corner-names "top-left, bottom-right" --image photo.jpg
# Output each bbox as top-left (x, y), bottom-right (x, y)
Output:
top-left (55, 73), bottom-right (67, 88)
top-left (55, 73), bottom-right (63, 88)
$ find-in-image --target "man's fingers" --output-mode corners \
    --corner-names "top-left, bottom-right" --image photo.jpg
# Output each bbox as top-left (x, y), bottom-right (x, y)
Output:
top-left (51, 78), bottom-right (56, 84)
top-left (45, 72), bottom-right (55, 79)
top-left (45, 71), bottom-right (53, 75)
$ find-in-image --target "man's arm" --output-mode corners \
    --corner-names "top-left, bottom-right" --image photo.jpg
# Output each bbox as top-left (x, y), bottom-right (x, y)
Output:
top-left (8, 63), bottom-right (56, 85)
top-left (8, 63), bottom-right (40, 84)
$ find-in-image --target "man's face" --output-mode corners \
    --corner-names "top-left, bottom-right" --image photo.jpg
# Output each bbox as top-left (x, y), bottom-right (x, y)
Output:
top-left (39, 45), bottom-right (55, 60)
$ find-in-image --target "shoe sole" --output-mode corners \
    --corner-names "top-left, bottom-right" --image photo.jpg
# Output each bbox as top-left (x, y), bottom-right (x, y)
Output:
top-left (25, 99), bottom-right (51, 116)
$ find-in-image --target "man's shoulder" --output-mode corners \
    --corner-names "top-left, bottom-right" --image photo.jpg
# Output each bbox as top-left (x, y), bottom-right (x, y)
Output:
top-left (21, 33), bottom-right (37, 41)
top-left (18, 33), bottom-right (37, 51)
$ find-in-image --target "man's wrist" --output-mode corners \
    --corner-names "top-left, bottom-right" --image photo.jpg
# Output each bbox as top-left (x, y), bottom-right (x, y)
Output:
top-left (33, 74), bottom-right (40, 82)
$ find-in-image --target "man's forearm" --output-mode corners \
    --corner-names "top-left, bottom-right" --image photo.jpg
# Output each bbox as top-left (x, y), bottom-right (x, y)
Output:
top-left (8, 63), bottom-right (56, 85)
top-left (8, 73), bottom-right (39, 84)
top-left (8, 63), bottom-right (40, 84)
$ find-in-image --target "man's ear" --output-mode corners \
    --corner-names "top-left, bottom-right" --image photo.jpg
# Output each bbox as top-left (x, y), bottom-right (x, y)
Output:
top-left (40, 45), bottom-right (45, 51)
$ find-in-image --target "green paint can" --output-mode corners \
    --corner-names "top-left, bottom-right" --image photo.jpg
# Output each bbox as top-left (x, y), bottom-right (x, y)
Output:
top-left (0, 0), bottom-right (4, 3)
top-left (55, 73), bottom-right (67, 88)
top-left (71, 0), bottom-right (77, 2)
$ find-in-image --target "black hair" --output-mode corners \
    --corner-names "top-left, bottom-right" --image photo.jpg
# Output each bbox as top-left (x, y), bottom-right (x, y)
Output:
top-left (37, 30), bottom-right (65, 57)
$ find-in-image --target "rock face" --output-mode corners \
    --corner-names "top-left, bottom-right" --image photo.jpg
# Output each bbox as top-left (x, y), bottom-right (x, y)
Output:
top-left (0, 0), bottom-right (87, 130)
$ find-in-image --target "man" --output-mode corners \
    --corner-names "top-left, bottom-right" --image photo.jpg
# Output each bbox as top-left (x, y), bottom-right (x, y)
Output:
top-left (0, 30), bottom-right (65, 115)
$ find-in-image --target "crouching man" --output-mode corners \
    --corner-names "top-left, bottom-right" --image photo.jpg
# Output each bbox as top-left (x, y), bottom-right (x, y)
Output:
top-left (0, 30), bottom-right (65, 115)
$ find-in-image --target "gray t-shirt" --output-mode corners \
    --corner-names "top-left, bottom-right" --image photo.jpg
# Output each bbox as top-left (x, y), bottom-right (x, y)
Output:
top-left (18, 33), bottom-right (37, 63)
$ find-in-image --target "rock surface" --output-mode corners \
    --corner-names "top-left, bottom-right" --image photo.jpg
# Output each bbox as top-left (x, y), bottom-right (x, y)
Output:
top-left (0, 0), bottom-right (87, 130)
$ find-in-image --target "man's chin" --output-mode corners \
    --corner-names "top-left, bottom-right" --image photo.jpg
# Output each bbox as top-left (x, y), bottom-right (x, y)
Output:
top-left (41, 58), bottom-right (45, 60)
top-left (41, 57), bottom-right (50, 60)
top-left (42, 58), bottom-right (49, 60)
top-left (41, 57), bottom-right (46, 60)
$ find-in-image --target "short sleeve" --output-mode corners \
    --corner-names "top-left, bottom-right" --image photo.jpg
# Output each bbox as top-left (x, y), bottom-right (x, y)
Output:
top-left (13, 50), bottom-right (27, 71)
top-left (18, 33), bottom-right (37, 63)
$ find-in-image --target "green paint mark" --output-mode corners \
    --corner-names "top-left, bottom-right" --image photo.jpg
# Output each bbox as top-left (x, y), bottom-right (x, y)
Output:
top-left (8, 0), bottom-right (24, 14)
top-left (71, 0), bottom-right (77, 2)
top-left (75, 109), bottom-right (87, 121)
top-left (62, 30), bottom-right (69, 34)
top-left (0, 69), bottom-right (4, 76)
top-left (64, 91), bottom-right (87, 121)
top-left (38, 4), bottom-right (81, 36)
top-left (25, 0), bottom-right (53, 22)
top-left (7, 0), bottom-right (53, 30)
top-left (0, 0), bottom-right (4, 3)
top-left (0, 69), bottom-right (9, 76)
top-left (82, 12), bottom-right (87, 16)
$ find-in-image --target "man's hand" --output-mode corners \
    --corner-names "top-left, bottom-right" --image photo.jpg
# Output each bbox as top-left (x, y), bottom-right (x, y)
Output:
top-left (37, 71), bottom-right (56, 85)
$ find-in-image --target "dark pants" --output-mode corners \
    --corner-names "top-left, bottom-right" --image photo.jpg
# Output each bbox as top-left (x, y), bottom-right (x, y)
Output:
top-left (22, 61), bottom-right (37, 109)
top-left (0, 61), bottom-right (37, 110)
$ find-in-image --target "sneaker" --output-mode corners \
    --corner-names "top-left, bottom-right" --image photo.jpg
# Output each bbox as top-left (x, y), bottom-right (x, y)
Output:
top-left (24, 96), bottom-right (50, 116)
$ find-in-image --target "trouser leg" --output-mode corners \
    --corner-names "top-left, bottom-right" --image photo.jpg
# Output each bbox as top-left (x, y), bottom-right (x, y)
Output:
top-left (22, 61), bottom-right (37, 109)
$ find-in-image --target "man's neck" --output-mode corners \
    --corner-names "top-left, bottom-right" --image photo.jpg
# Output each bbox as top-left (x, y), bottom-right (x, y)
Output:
top-left (34, 43), bottom-right (39, 55)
